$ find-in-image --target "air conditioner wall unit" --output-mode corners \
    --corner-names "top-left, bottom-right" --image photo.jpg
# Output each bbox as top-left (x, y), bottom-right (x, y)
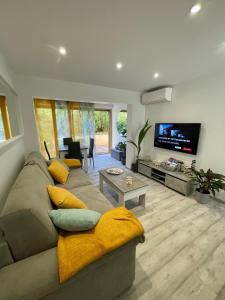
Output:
top-left (141, 87), bottom-right (173, 105)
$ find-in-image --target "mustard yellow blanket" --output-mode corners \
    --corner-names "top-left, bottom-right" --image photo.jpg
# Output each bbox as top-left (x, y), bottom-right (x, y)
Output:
top-left (58, 207), bottom-right (144, 283)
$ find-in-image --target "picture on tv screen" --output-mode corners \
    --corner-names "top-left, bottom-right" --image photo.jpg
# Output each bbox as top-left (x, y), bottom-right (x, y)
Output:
top-left (154, 123), bottom-right (201, 155)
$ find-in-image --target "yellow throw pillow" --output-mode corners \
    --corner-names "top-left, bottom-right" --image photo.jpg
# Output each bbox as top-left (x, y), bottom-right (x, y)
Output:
top-left (48, 185), bottom-right (87, 209)
top-left (64, 159), bottom-right (81, 168)
top-left (48, 159), bottom-right (69, 184)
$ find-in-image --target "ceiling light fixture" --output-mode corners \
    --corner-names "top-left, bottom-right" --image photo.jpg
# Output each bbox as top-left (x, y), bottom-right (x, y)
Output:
top-left (190, 3), bottom-right (202, 16)
top-left (59, 46), bottom-right (67, 56)
top-left (153, 73), bottom-right (160, 79)
top-left (116, 62), bottom-right (123, 70)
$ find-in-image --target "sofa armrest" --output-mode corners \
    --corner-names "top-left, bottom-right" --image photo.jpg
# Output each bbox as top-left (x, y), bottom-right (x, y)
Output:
top-left (0, 248), bottom-right (59, 300)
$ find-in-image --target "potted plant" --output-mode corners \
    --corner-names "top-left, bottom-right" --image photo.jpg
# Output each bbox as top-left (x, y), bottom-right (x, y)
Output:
top-left (189, 168), bottom-right (225, 204)
top-left (116, 141), bottom-right (127, 165)
top-left (120, 142), bottom-right (126, 165)
top-left (128, 120), bottom-right (151, 172)
top-left (121, 128), bottom-right (127, 139)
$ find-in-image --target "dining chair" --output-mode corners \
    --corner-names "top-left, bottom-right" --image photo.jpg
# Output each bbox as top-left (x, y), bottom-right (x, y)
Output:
top-left (88, 138), bottom-right (95, 167)
top-left (65, 141), bottom-right (83, 165)
top-left (63, 137), bottom-right (73, 145)
top-left (44, 141), bottom-right (51, 160)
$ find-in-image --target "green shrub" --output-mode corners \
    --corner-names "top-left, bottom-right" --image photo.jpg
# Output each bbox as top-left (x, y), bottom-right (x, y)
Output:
top-left (117, 111), bottom-right (127, 134)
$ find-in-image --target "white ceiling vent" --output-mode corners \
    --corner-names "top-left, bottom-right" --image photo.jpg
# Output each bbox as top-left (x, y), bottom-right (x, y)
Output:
top-left (141, 87), bottom-right (173, 105)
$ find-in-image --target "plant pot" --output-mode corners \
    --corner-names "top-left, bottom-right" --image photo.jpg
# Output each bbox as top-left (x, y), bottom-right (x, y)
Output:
top-left (121, 151), bottom-right (126, 165)
top-left (195, 190), bottom-right (210, 204)
top-left (131, 160), bottom-right (138, 173)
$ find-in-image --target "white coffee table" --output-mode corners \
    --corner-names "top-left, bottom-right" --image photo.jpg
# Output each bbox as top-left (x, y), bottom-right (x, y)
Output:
top-left (99, 169), bottom-right (148, 207)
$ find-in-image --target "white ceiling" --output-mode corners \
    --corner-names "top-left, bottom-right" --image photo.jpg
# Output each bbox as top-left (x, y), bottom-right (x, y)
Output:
top-left (0, 0), bottom-right (225, 91)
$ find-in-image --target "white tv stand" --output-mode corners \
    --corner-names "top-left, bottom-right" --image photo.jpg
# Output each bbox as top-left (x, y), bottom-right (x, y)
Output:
top-left (138, 161), bottom-right (194, 196)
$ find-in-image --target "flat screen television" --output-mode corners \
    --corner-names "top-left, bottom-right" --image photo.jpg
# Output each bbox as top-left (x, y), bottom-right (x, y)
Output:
top-left (154, 123), bottom-right (201, 155)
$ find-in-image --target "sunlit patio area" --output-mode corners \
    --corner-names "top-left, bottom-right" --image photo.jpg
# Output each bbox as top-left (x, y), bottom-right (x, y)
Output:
top-left (95, 132), bottom-right (109, 153)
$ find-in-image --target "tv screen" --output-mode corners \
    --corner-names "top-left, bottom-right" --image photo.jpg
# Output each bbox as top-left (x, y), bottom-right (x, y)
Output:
top-left (154, 123), bottom-right (201, 155)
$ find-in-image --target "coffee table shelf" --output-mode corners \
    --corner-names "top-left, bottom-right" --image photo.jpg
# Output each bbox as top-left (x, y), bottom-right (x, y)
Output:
top-left (99, 169), bottom-right (148, 207)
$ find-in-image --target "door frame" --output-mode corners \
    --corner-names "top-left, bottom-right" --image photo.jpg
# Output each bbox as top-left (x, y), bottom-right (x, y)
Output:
top-left (94, 109), bottom-right (112, 153)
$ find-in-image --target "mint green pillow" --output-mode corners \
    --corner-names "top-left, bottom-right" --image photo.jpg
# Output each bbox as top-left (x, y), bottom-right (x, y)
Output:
top-left (48, 209), bottom-right (101, 232)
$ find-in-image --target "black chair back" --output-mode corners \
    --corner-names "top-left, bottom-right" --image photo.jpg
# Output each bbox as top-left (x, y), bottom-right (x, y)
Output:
top-left (44, 141), bottom-right (51, 160)
top-left (63, 137), bottom-right (73, 145)
top-left (67, 142), bottom-right (82, 160)
top-left (89, 138), bottom-right (94, 156)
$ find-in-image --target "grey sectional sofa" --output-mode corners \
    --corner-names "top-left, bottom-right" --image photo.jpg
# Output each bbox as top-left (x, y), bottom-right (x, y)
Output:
top-left (0, 152), bottom-right (142, 300)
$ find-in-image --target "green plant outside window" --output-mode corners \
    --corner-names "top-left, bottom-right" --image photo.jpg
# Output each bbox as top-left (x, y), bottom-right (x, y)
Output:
top-left (117, 111), bottom-right (127, 135)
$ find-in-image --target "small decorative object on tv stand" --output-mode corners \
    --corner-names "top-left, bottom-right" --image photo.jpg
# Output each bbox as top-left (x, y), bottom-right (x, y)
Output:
top-left (160, 157), bottom-right (184, 172)
top-left (138, 160), bottom-right (194, 196)
top-left (152, 159), bottom-right (161, 167)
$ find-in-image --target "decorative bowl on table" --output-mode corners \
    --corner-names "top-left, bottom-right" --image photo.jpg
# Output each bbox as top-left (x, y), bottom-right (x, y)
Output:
top-left (106, 168), bottom-right (124, 175)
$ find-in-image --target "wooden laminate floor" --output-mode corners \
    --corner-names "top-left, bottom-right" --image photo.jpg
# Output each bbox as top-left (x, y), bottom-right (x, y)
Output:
top-left (88, 154), bottom-right (225, 300)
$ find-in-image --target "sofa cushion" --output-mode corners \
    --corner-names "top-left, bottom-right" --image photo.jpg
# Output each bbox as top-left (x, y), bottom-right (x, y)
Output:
top-left (48, 185), bottom-right (87, 209)
top-left (47, 158), bottom-right (69, 172)
top-left (48, 160), bottom-right (69, 184)
top-left (0, 209), bottom-right (57, 261)
top-left (70, 185), bottom-right (113, 214)
top-left (48, 209), bottom-right (101, 232)
top-left (0, 227), bottom-right (14, 269)
top-left (1, 164), bottom-right (58, 255)
top-left (26, 151), bottom-right (54, 184)
top-left (56, 168), bottom-right (91, 190)
top-left (64, 158), bottom-right (81, 168)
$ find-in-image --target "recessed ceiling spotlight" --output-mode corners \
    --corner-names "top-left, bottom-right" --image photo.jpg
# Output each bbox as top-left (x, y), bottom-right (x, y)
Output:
top-left (116, 62), bottom-right (123, 70)
top-left (153, 73), bottom-right (160, 79)
top-left (59, 46), bottom-right (67, 56)
top-left (190, 3), bottom-right (202, 16)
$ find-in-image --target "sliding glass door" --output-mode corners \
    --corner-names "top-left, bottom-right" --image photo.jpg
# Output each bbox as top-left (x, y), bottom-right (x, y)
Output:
top-left (94, 110), bottom-right (111, 154)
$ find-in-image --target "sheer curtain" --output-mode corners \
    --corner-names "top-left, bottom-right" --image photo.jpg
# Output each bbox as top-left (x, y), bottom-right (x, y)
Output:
top-left (80, 102), bottom-right (95, 146)
top-left (55, 101), bottom-right (71, 148)
top-left (68, 102), bottom-right (82, 142)
top-left (34, 99), bottom-right (58, 158)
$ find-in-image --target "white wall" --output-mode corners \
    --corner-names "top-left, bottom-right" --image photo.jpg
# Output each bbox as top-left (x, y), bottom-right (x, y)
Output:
top-left (0, 50), bottom-right (24, 135)
top-left (0, 51), bottom-right (25, 209)
top-left (0, 80), bottom-right (23, 137)
top-left (126, 102), bottom-right (145, 168)
top-left (15, 75), bottom-right (145, 168)
top-left (144, 70), bottom-right (225, 200)
top-left (0, 51), bottom-right (16, 94)
top-left (0, 136), bottom-right (25, 209)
